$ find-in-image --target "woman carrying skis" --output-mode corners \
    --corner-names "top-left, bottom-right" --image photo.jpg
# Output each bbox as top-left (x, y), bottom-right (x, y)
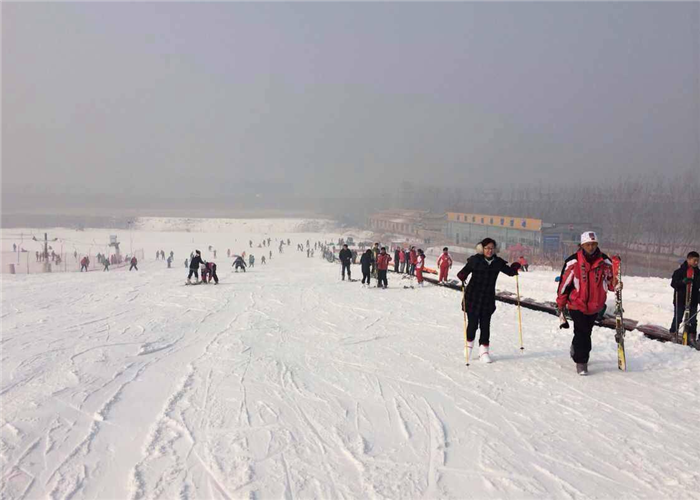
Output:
top-left (457, 238), bottom-right (521, 363)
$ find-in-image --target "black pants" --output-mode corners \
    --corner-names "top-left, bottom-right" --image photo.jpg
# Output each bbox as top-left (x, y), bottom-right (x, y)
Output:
top-left (81, 265), bottom-right (88, 272)
top-left (129, 264), bottom-right (138, 271)
top-left (362, 269), bottom-right (371, 284)
top-left (104, 265), bottom-right (109, 271)
top-left (210, 269), bottom-right (219, 284)
top-left (671, 303), bottom-right (698, 336)
top-left (188, 269), bottom-right (199, 280)
top-left (341, 261), bottom-right (351, 279)
top-left (377, 270), bottom-right (388, 288)
top-left (466, 310), bottom-right (493, 346)
top-left (570, 310), bottom-right (597, 363)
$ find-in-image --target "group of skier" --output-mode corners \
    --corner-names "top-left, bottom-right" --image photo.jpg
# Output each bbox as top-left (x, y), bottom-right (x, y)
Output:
top-left (335, 231), bottom-right (699, 373)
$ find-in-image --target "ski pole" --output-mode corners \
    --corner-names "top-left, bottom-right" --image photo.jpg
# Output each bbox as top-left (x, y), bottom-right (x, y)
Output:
top-left (515, 274), bottom-right (524, 352)
top-left (462, 285), bottom-right (471, 366)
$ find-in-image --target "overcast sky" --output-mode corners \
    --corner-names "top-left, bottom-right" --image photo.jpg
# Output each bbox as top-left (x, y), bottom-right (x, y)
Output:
top-left (3, 1), bottom-right (699, 200)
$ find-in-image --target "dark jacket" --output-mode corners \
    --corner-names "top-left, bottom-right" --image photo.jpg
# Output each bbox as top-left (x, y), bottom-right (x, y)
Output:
top-left (360, 252), bottom-right (373, 272)
top-left (189, 254), bottom-right (204, 270)
top-left (339, 248), bottom-right (352, 263)
top-left (457, 254), bottom-right (518, 314)
top-left (671, 262), bottom-right (700, 308)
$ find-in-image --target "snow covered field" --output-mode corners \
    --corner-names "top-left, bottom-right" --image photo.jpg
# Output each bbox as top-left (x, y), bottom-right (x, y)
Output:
top-left (2, 220), bottom-right (699, 499)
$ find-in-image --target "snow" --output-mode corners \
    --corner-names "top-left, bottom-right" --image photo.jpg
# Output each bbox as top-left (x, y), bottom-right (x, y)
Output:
top-left (2, 220), bottom-right (699, 499)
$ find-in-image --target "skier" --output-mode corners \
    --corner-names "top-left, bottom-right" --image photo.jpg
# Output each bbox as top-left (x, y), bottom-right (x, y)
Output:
top-left (80, 256), bottom-right (89, 272)
top-left (371, 243), bottom-right (380, 278)
top-left (409, 247), bottom-right (417, 276)
top-left (360, 249), bottom-right (373, 287)
top-left (269, 250), bottom-right (273, 260)
top-left (556, 232), bottom-right (619, 375)
top-left (155, 251), bottom-right (160, 260)
top-left (188, 250), bottom-right (205, 283)
top-left (457, 238), bottom-right (521, 364)
top-left (339, 244), bottom-right (352, 281)
top-left (518, 255), bottom-right (529, 272)
top-left (416, 249), bottom-right (426, 286)
top-left (103, 259), bottom-right (110, 271)
top-left (184, 258), bottom-right (189, 268)
top-left (261, 255), bottom-right (267, 265)
top-left (249, 254), bottom-right (255, 268)
top-left (437, 247), bottom-right (453, 283)
top-left (233, 255), bottom-right (247, 272)
top-left (670, 251), bottom-right (699, 346)
top-left (206, 261), bottom-right (219, 284)
top-left (376, 247), bottom-right (392, 289)
top-left (394, 247), bottom-right (400, 273)
top-left (249, 240), bottom-right (253, 248)
top-left (399, 248), bottom-right (406, 273)
top-left (129, 256), bottom-right (138, 271)
top-left (167, 255), bottom-right (173, 268)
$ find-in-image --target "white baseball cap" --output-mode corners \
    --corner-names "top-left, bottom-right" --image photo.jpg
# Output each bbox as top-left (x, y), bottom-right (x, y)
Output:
top-left (580, 231), bottom-right (598, 245)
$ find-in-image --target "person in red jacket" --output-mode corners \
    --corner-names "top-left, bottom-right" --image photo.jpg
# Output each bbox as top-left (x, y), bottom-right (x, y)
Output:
top-left (409, 247), bottom-right (417, 276)
top-left (437, 247), bottom-right (453, 283)
top-left (376, 247), bottom-right (392, 289)
top-left (556, 231), bottom-right (619, 375)
top-left (398, 247), bottom-right (406, 273)
top-left (518, 255), bottom-right (529, 272)
top-left (416, 249), bottom-right (426, 286)
top-left (129, 256), bottom-right (138, 271)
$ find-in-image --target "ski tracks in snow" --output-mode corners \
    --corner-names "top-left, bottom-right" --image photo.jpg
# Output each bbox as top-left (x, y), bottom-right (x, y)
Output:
top-left (2, 239), bottom-right (700, 499)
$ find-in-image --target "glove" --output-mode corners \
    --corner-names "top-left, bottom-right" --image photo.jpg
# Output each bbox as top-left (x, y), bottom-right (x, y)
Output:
top-left (511, 262), bottom-right (521, 271)
top-left (558, 310), bottom-right (570, 329)
top-left (682, 277), bottom-right (694, 284)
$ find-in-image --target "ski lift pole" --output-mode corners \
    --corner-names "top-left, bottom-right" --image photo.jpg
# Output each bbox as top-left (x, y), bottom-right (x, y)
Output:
top-left (516, 274), bottom-right (524, 352)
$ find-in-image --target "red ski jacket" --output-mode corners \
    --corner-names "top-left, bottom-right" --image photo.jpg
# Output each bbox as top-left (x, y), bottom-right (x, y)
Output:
top-left (556, 249), bottom-right (615, 315)
top-left (409, 250), bottom-right (417, 265)
top-left (376, 254), bottom-right (392, 271)
top-left (437, 253), bottom-right (452, 269)
top-left (399, 251), bottom-right (405, 263)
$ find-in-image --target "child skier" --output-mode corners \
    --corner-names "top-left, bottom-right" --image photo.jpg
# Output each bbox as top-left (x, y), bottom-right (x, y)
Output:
top-left (437, 247), bottom-right (453, 283)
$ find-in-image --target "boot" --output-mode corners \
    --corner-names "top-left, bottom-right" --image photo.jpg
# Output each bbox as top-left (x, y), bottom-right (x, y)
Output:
top-left (576, 363), bottom-right (589, 376)
top-left (479, 344), bottom-right (492, 364)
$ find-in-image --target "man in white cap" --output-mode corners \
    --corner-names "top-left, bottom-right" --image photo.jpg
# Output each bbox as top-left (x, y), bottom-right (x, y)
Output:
top-left (556, 231), bottom-right (620, 375)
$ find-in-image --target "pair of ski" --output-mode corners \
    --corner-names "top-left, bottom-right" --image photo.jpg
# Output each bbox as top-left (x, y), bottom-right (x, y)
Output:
top-left (557, 256), bottom-right (627, 371)
top-left (678, 267), bottom-right (694, 347)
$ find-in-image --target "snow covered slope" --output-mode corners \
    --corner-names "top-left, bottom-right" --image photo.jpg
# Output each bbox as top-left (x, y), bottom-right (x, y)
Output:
top-left (2, 228), bottom-right (699, 499)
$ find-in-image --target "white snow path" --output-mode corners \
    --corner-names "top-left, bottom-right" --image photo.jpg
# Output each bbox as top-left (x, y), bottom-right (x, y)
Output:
top-left (1, 230), bottom-right (699, 499)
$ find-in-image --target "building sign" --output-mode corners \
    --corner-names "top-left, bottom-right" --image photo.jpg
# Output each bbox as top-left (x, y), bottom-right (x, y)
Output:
top-left (446, 212), bottom-right (542, 231)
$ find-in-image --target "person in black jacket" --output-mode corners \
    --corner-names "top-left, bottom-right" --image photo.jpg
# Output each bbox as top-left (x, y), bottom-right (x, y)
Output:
top-left (188, 250), bottom-right (204, 283)
top-left (394, 247), bottom-right (400, 273)
top-left (360, 249), bottom-right (373, 286)
top-left (670, 251), bottom-right (700, 345)
top-left (339, 244), bottom-right (353, 281)
top-left (456, 238), bottom-right (521, 363)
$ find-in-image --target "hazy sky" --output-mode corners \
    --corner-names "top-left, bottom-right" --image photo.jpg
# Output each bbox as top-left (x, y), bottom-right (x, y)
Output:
top-left (3, 1), bottom-right (699, 200)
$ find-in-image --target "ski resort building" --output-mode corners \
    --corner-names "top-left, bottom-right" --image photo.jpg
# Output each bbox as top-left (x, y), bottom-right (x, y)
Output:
top-left (367, 210), bottom-right (446, 244)
top-left (445, 212), bottom-right (600, 256)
